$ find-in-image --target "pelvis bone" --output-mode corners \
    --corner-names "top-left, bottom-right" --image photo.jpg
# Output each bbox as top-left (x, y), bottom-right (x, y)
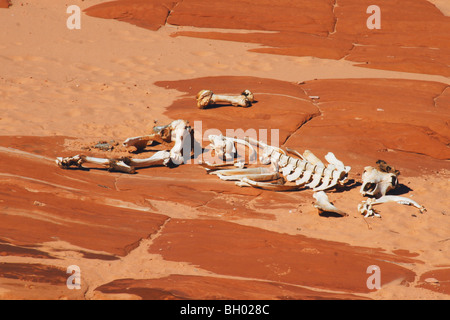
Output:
top-left (196, 89), bottom-right (254, 109)
top-left (56, 119), bottom-right (194, 173)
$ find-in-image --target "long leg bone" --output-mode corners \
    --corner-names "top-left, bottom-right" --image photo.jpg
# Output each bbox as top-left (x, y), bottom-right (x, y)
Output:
top-left (56, 120), bottom-right (193, 173)
top-left (358, 196), bottom-right (426, 218)
top-left (210, 167), bottom-right (275, 181)
top-left (56, 150), bottom-right (172, 174)
top-left (236, 177), bottom-right (301, 191)
top-left (199, 159), bottom-right (245, 171)
top-left (313, 191), bottom-right (348, 217)
top-left (196, 89), bottom-right (254, 109)
top-left (56, 155), bottom-right (136, 173)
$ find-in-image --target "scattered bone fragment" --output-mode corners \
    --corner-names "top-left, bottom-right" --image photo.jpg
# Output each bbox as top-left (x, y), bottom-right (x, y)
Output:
top-left (196, 89), bottom-right (254, 109)
top-left (358, 196), bottom-right (426, 218)
top-left (313, 191), bottom-right (348, 217)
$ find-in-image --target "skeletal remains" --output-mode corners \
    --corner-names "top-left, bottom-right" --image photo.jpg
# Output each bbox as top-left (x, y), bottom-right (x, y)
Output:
top-left (55, 90), bottom-right (426, 218)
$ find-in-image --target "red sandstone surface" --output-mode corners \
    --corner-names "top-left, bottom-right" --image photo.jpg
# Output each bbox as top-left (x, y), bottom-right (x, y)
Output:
top-left (0, 0), bottom-right (10, 9)
top-left (0, 0), bottom-right (449, 301)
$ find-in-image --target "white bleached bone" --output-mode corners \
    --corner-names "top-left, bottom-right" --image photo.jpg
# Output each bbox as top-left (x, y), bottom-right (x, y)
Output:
top-left (358, 196), bottom-right (426, 218)
top-left (207, 137), bottom-right (350, 194)
top-left (207, 134), bottom-right (256, 162)
top-left (303, 150), bottom-right (324, 167)
top-left (312, 164), bottom-right (335, 191)
top-left (313, 191), bottom-right (347, 217)
top-left (236, 177), bottom-right (302, 191)
top-left (295, 163), bottom-right (316, 186)
top-left (360, 166), bottom-right (398, 197)
top-left (306, 165), bottom-right (326, 188)
top-left (211, 166), bottom-right (278, 182)
top-left (56, 151), bottom-right (171, 174)
top-left (286, 160), bottom-right (307, 181)
top-left (56, 120), bottom-right (193, 173)
top-left (196, 89), bottom-right (254, 109)
top-left (281, 158), bottom-right (300, 176)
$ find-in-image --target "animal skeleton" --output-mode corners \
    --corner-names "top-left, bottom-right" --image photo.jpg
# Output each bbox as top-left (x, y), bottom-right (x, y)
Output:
top-left (56, 119), bottom-right (194, 173)
top-left (196, 89), bottom-right (254, 109)
top-left (54, 116), bottom-right (426, 219)
top-left (203, 135), bottom-right (351, 193)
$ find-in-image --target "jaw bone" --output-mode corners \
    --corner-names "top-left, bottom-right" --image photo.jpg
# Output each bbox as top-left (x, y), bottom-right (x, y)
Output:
top-left (56, 120), bottom-right (193, 173)
top-left (196, 89), bottom-right (254, 109)
top-left (313, 191), bottom-right (348, 217)
top-left (358, 195), bottom-right (427, 218)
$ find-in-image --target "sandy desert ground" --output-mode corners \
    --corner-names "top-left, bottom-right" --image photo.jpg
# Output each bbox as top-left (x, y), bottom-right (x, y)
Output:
top-left (0, 0), bottom-right (449, 300)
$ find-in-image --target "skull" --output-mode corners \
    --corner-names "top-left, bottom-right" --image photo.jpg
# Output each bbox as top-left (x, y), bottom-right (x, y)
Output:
top-left (360, 166), bottom-right (398, 198)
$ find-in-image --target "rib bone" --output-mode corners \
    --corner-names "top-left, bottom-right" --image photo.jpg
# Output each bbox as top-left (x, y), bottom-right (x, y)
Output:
top-left (206, 137), bottom-right (350, 196)
top-left (286, 160), bottom-right (307, 181)
top-left (306, 166), bottom-right (326, 188)
top-left (196, 89), bottom-right (254, 109)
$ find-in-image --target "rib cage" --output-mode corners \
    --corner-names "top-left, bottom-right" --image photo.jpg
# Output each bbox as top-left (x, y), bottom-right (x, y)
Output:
top-left (205, 137), bottom-right (351, 192)
top-left (263, 148), bottom-right (351, 191)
